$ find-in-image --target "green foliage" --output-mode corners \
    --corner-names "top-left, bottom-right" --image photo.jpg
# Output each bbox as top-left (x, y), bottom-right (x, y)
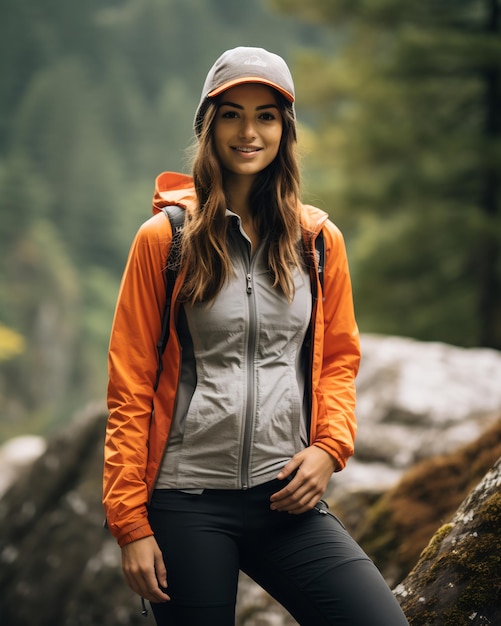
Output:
top-left (0, 0), bottom-right (334, 437)
top-left (278, 0), bottom-right (501, 347)
top-left (3, 0), bottom-right (499, 438)
top-left (2, 218), bottom-right (79, 412)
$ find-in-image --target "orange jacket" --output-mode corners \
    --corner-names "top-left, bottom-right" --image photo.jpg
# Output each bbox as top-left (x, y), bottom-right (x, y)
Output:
top-left (103, 172), bottom-right (360, 547)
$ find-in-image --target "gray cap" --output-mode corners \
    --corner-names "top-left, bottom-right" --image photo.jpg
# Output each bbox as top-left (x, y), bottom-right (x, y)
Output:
top-left (194, 46), bottom-right (295, 135)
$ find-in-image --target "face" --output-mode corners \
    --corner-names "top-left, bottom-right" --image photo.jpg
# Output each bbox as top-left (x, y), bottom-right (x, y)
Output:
top-left (212, 83), bottom-right (283, 182)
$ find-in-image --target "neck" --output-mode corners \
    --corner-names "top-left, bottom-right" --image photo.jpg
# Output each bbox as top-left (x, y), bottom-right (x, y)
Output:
top-left (224, 174), bottom-right (254, 220)
top-left (224, 174), bottom-right (261, 251)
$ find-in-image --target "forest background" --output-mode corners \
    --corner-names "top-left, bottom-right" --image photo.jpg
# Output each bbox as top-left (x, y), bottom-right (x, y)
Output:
top-left (1, 0), bottom-right (500, 441)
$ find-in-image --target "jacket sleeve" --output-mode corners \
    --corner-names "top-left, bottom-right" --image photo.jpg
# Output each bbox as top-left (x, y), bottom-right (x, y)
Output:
top-left (103, 213), bottom-right (170, 547)
top-left (311, 221), bottom-right (360, 470)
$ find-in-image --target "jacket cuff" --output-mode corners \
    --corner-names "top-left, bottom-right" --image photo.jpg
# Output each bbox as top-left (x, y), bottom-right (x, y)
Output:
top-left (313, 442), bottom-right (346, 472)
top-left (117, 522), bottom-right (154, 548)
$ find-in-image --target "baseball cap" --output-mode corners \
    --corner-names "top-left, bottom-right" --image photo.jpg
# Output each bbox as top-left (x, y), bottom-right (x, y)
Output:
top-left (194, 46), bottom-right (295, 135)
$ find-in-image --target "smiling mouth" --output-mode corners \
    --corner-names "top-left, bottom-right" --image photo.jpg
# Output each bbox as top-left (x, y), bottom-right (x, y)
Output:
top-left (232, 146), bottom-right (262, 153)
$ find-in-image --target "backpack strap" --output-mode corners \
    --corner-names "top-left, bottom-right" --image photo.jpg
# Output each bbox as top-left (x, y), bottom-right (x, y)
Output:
top-left (154, 205), bottom-right (186, 391)
top-left (315, 230), bottom-right (325, 294)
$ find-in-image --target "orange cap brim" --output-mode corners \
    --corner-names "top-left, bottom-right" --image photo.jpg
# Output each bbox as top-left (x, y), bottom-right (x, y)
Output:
top-left (208, 77), bottom-right (294, 103)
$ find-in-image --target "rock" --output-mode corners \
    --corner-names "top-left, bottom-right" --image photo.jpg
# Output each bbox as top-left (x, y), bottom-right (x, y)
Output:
top-left (326, 335), bottom-right (501, 530)
top-left (236, 573), bottom-right (297, 626)
top-left (0, 402), bottom-right (149, 626)
top-left (0, 435), bottom-right (46, 497)
top-left (0, 402), bottom-right (294, 626)
top-left (352, 417), bottom-right (501, 588)
top-left (1, 336), bottom-right (501, 626)
top-left (394, 456), bottom-right (501, 625)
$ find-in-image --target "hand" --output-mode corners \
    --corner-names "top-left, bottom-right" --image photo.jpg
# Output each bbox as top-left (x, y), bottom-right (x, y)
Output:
top-left (121, 535), bottom-right (170, 603)
top-left (270, 446), bottom-right (337, 514)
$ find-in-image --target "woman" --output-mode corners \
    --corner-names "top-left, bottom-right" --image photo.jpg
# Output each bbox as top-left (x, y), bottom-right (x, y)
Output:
top-left (103, 46), bottom-right (408, 626)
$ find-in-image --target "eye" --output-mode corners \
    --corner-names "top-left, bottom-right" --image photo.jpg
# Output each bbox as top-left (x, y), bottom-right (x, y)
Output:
top-left (220, 109), bottom-right (239, 119)
top-left (259, 112), bottom-right (277, 121)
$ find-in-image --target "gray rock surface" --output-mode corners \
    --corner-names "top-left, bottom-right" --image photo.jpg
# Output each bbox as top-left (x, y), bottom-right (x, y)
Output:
top-left (0, 335), bottom-right (500, 626)
top-left (331, 334), bottom-right (501, 501)
top-left (0, 435), bottom-right (46, 497)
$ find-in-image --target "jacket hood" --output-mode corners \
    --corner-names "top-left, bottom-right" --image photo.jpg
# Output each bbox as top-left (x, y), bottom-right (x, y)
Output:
top-left (152, 172), bottom-right (197, 214)
top-left (300, 203), bottom-right (329, 238)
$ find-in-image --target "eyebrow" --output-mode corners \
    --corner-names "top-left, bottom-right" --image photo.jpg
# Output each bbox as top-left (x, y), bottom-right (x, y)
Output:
top-left (219, 101), bottom-right (279, 111)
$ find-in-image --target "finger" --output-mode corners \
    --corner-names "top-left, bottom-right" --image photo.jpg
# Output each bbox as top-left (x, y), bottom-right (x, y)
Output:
top-left (283, 492), bottom-right (320, 514)
top-left (270, 479), bottom-right (298, 505)
top-left (154, 548), bottom-right (168, 590)
top-left (124, 565), bottom-right (170, 602)
top-left (272, 464), bottom-right (308, 497)
top-left (272, 474), bottom-right (325, 511)
top-left (276, 456), bottom-right (302, 480)
top-left (141, 570), bottom-right (171, 602)
top-left (270, 481), bottom-right (310, 510)
top-left (276, 490), bottom-right (311, 512)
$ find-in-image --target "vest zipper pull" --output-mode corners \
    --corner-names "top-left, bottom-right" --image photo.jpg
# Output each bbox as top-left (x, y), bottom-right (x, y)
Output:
top-left (246, 273), bottom-right (252, 294)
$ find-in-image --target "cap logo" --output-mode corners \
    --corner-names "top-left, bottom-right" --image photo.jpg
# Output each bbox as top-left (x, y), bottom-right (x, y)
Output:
top-left (243, 55), bottom-right (267, 67)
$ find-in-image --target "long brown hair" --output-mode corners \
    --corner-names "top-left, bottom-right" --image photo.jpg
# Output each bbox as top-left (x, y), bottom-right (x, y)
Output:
top-left (179, 94), bottom-right (303, 305)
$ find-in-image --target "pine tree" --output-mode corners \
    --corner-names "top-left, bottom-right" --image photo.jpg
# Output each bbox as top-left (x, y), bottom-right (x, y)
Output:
top-left (274, 0), bottom-right (501, 348)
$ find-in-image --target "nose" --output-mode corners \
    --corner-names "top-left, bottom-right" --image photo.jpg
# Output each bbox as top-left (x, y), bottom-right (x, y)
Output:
top-left (238, 117), bottom-right (256, 140)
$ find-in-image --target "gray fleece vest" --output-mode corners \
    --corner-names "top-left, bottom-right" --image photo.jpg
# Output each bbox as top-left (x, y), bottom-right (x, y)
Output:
top-left (155, 212), bottom-right (312, 490)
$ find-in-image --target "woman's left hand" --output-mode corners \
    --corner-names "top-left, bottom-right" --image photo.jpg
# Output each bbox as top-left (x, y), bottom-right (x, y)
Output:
top-left (270, 446), bottom-right (337, 514)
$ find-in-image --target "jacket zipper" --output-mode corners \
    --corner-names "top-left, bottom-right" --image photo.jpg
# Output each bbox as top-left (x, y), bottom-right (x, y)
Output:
top-left (240, 240), bottom-right (259, 489)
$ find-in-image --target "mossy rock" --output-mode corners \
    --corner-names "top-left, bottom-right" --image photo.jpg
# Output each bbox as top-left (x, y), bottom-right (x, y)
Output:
top-left (395, 458), bottom-right (501, 625)
top-left (354, 418), bottom-right (501, 587)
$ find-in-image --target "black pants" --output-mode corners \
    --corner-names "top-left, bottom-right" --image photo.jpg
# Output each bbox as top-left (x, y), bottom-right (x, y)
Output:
top-left (148, 480), bottom-right (408, 626)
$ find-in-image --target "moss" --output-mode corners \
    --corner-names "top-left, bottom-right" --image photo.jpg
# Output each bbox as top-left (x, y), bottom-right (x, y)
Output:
top-left (402, 492), bottom-right (501, 624)
top-left (355, 419), bottom-right (501, 586)
top-left (418, 522), bottom-right (454, 563)
top-left (432, 494), bottom-right (500, 623)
